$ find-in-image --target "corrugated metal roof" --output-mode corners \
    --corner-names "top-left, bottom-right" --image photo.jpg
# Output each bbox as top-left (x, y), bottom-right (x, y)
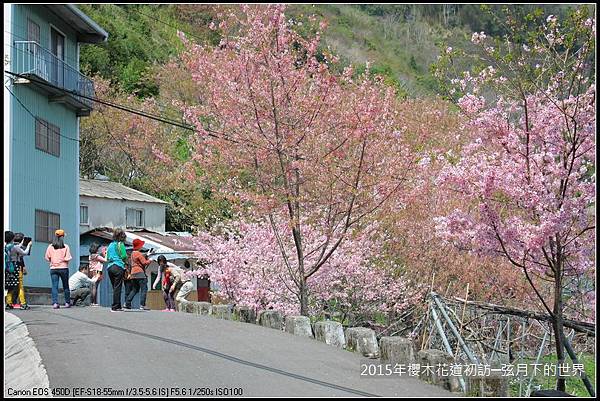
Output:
top-left (81, 228), bottom-right (198, 261)
top-left (44, 5), bottom-right (109, 43)
top-left (79, 179), bottom-right (168, 204)
top-left (134, 231), bottom-right (196, 252)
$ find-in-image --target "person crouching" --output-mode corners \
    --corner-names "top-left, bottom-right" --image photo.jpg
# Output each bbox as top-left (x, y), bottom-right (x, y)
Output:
top-left (69, 265), bottom-right (97, 306)
top-left (171, 260), bottom-right (194, 305)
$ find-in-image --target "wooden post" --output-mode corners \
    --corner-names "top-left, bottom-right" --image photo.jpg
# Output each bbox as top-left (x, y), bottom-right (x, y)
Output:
top-left (444, 281), bottom-right (452, 297)
top-left (506, 317), bottom-right (511, 362)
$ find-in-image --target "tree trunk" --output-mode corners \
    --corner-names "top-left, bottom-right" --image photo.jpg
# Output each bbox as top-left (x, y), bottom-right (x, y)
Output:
top-left (553, 256), bottom-right (566, 392)
top-left (299, 278), bottom-right (309, 316)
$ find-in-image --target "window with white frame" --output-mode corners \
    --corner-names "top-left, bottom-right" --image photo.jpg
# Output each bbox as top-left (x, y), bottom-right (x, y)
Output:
top-left (80, 205), bottom-right (89, 225)
top-left (126, 207), bottom-right (145, 228)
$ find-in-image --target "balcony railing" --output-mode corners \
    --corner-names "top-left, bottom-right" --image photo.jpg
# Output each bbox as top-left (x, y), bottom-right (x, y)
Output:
top-left (13, 41), bottom-right (94, 112)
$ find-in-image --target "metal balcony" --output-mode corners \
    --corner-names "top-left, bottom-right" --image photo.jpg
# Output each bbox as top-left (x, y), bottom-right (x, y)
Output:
top-left (13, 41), bottom-right (95, 116)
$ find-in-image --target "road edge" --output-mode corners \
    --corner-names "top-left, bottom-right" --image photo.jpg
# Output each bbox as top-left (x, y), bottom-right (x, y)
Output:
top-left (4, 312), bottom-right (52, 397)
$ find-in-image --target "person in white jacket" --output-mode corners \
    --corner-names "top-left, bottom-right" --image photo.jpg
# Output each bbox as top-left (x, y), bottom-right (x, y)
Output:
top-left (68, 265), bottom-right (98, 306)
top-left (171, 260), bottom-right (193, 303)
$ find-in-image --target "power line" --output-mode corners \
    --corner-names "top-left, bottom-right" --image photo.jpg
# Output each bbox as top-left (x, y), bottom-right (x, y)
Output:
top-left (5, 79), bottom-right (184, 192)
top-left (4, 70), bottom-right (262, 150)
top-left (7, 42), bottom-right (87, 87)
top-left (7, 77), bottom-right (181, 196)
top-left (5, 67), bottom-right (203, 148)
top-left (7, 78), bottom-right (182, 197)
top-left (131, 5), bottom-right (228, 50)
top-left (96, 106), bottom-right (166, 195)
top-left (5, 39), bottom-right (196, 130)
top-left (5, 10), bottom-right (270, 152)
top-left (5, 83), bottom-right (80, 143)
top-left (4, 29), bottom-right (36, 42)
top-left (131, 7), bottom-right (209, 45)
top-left (4, 28), bottom-right (79, 66)
top-left (6, 78), bottom-right (170, 202)
top-left (5, 35), bottom-right (218, 147)
top-left (5, 69), bottom-right (196, 132)
top-left (5, 14), bottom-right (248, 147)
top-left (5, 43), bottom-right (193, 130)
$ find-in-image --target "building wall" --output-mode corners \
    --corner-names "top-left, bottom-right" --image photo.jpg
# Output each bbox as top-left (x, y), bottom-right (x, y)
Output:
top-left (4, 4), bottom-right (13, 227)
top-left (13, 5), bottom-right (80, 69)
top-left (9, 5), bottom-right (83, 288)
top-left (80, 196), bottom-right (167, 233)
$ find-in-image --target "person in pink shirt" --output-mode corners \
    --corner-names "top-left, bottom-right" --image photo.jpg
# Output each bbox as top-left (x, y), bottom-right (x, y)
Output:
top-left (88, 242), bottom-right (107, 307)
top-left (44, 229), bottom-right (73, 309)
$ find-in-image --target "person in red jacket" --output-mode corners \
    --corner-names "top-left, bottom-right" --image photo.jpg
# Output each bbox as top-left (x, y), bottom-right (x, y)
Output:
top-left (124, 239), bottom-right (152, 310)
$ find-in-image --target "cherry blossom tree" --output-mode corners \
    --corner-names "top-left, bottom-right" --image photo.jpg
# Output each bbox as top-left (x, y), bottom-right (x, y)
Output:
top-left (434, 8), bottom-right (595, 391)
top-left (373, 98), bottom-right (532, 305)
top-left (182, 216), bottom-right (417, 322)
top-left (176, 5), bottom-right (416, 316)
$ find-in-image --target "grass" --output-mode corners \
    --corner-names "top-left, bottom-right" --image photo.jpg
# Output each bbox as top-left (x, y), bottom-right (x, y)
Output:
top-left (286, 4), bottom-right (461, 97)
top-left (508, 353), bottom-right (596, 397)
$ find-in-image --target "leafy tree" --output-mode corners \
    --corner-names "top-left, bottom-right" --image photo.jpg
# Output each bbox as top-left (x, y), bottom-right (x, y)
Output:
top-left (79, 4), bottom-right (196, 98)
top-left (176, 5), bottom-right (418, 316)
top-left (434, 7), bottom-right (595, 392)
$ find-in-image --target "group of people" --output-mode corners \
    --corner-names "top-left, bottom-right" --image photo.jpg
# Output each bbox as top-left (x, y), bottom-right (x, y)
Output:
top-left (153, 258), bottom-right (194, 311)
top-left (102, 228), bottom-right (151, 311)
top-left (4, 227), bottom-right (196, 312)
top-left (4, 231), bottom-right (33, 310)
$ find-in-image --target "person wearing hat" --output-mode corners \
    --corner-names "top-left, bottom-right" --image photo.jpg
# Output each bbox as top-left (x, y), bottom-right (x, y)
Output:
top-left (44, 229), bottom-right (73, 309)
top-left (124, 238), bottom-right (152, 310)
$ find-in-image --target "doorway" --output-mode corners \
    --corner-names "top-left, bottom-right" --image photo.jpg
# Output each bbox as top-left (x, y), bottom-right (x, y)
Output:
top-left (50, 27), bottom-right (65, 87)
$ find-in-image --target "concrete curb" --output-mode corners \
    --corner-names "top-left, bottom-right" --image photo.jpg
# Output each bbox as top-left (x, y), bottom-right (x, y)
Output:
top-left (4, 312), bottom-right (52, 397)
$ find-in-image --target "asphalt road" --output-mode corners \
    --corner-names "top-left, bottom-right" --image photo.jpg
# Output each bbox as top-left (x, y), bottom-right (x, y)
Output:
top-left (10, 306), bottom-right (453, 397)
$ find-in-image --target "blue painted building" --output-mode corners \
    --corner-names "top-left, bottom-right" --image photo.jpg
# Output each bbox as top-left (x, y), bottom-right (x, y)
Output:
top-left (4, 5), bottom-right (107, 289)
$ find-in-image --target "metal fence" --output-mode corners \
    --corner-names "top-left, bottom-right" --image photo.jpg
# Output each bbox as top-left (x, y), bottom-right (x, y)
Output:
top-left (416, 292), bottom-right (595, 397)
top-left (13, 41), bottom-right (94, 108)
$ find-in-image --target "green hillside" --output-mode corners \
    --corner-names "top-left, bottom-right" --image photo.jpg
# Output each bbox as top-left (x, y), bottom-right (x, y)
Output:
top-left (287, 4), bottom-right (458, 96)
top-left (78, 4), bottom-right (577, 99)
top-left (78, 4), bottom-right (219, 98)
